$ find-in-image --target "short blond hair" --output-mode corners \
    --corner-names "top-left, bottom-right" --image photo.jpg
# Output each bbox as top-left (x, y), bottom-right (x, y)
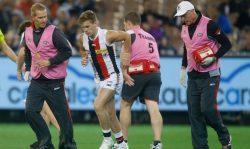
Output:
top-left (78, 10), bottom-right (97, 24)
top-left (31, 3), bottom-right (46, 17)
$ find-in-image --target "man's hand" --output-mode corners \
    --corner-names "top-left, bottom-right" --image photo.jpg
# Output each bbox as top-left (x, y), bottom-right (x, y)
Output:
top-left (201, 56), bottom-right (216, 67)
top-left (79, 47), bottom-right (88, 67)
top-left (17, 65), bottom-right (26, 81)
top-left (122, 69), bottom-right (134, 86)
top-left (180, 68), bottom-right (187, 88)
top-left (81, 57), bottom-right (88, 67)
top-left (34, 53), bottom-right (50, 68)
top-left (17, 70), bottom-right (22, 81)
top-left (24, 71), bottom-right (30, 82)
top-left (36, 59), bottom-right (50, 68)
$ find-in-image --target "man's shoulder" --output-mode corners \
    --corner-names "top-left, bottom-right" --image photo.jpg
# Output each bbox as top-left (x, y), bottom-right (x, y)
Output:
top-left (207, 19), bottom-right (218, 27)
top-left (207, 19), bottom-right (220, 33)
top-left (52, 27), bottom-right (65, 37)
top-left (126, 29), bottom-right (135, 35)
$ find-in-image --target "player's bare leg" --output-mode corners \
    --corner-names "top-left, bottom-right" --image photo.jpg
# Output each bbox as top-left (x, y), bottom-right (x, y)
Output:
top-left (106, 96), bottom-right (128, 148)
top-left (105, 96), bottom-right (120, 133)
top-left (145, 99), bottom-right (163, 149)
top-left (43, 101), bottom-right (60, 132)
top-left (94, 88), bottom-right (115, 148)
top-left (119, 99), bottom-right (133, 141)
top-left (40, 109), bottom-right (50, 127)
top-left (94, 88), bottom-right (115, 130)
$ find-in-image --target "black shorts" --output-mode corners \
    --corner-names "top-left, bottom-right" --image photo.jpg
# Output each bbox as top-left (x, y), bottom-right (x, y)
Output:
top-left (121, 72), bottom-right (161, 104)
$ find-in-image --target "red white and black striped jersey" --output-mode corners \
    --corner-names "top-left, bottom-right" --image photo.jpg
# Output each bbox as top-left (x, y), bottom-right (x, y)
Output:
top-left (82, 27), bottom-right (120, 81)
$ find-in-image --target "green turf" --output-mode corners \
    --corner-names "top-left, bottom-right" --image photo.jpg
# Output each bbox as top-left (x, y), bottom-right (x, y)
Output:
top-left (0, 124), bottom-right (249, 149)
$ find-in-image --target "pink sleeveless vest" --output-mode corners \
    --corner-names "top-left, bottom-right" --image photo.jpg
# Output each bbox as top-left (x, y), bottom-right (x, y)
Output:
top-left (181, 16), bottom-right (220, 72)
top-left (129, 27), bottom-right (160, 65)
top-left (25, 25), bottom-right (68, 79)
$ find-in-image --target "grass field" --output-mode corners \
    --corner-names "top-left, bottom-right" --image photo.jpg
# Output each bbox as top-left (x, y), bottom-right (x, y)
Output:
top-left (0, 124), bottom-right (249, 149)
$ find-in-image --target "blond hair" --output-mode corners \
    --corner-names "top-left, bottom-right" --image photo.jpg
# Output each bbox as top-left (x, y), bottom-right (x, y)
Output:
top-left (31, 3), bottom-right (46, 17)
top-left (78, 10), bottom-right (97, 24)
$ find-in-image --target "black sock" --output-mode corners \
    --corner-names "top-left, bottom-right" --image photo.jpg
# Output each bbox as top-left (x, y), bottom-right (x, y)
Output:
top-left (153, 140), bottom-right (161, 146)
top-left (103, 131), bottom-right (111, 137)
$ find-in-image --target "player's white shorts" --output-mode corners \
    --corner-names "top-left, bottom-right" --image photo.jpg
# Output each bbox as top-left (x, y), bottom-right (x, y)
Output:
top-left (95, 73), bottom-right (123, 94)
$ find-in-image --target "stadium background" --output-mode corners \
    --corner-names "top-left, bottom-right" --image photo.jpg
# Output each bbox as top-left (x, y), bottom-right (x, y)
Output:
top-left (0, 0), bottom-right (250, 148)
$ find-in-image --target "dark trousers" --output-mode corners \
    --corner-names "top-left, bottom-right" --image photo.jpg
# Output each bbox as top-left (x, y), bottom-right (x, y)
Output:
top-left (25, 79), bottom-right (77, 149)
top-left (187, 76), bottom-right (230, 149)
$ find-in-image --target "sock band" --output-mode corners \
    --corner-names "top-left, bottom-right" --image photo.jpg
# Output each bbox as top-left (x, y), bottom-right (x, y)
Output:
top-left (114, 131), bottom-right (124, 144)
top-left (102, 129), bottom-right (111, 138)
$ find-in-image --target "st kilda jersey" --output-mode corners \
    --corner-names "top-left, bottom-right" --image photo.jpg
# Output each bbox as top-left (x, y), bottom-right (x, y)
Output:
top-left (82, 27), bottom-right (120, 81)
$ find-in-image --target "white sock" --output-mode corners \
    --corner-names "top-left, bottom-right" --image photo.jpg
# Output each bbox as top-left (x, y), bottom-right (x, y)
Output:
top-left (114, 131), bottom-right (126, 145)
top-left (114, 131), bottom-right (123, 139)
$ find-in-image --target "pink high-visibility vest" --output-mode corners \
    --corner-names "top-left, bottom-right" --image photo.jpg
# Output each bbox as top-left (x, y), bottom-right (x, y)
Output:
top-left (25, 25), bottom-right (68, 79)
top-left (181, 16), bottom-right (220, 72)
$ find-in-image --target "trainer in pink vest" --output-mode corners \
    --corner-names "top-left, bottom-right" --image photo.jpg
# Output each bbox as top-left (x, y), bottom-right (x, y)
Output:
top-left (128, 27), bottom-right (160, 65)
top-left (181, 16), bottom-right (220, 72)
top-left (25, 25), bottom-right (68, 79)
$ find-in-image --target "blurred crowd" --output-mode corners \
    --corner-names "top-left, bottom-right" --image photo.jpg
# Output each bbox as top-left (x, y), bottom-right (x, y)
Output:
top-left (0, 0), bottom-right (249, 57)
